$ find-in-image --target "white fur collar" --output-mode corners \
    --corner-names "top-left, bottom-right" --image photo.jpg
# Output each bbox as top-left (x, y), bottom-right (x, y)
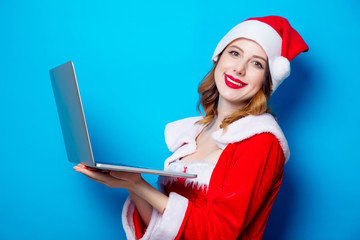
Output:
top-left (164, 114), bottom-right (290, 163)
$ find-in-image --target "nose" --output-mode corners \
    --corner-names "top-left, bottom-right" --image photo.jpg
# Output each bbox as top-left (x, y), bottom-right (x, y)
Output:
top-left (233, 60), bottom-right (246, 76)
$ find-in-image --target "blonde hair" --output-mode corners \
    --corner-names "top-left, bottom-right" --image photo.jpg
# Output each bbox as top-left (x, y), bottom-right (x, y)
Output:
top-left (196, 58), bottom-right (273, 130)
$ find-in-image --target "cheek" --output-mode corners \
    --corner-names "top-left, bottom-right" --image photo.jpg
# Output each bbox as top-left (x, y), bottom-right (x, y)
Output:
top-left (214, 65), bottom-right (225, 82)
top-left (214, 72), bottom-right (223, 89)
top-left (217, 55), bottom-right (235, 69)
top-left (249, 70), bottom-right (265, 88)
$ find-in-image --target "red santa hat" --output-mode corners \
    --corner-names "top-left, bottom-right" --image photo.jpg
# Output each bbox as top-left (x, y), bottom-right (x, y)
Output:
top-left (212, 16), bottom-right (309, 92)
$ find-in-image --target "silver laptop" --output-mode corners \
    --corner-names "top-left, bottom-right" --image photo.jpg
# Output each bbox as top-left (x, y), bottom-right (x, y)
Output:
top-left (49, 61), bottom-right (196, 178)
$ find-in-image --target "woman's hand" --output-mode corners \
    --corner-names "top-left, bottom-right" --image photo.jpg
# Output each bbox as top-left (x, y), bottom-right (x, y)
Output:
top-left (74, 163), bottom-right (169, 215)
top-left (73, 163), bottom-right (143, 190)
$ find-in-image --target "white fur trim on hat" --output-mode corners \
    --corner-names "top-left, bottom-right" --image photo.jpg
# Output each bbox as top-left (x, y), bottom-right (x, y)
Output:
top-left (212, 20), bottom-right (288, 91)
top-left (270, 56), bottom-right (290, 92)
top-left (212, 20), bottom-right (282, 63)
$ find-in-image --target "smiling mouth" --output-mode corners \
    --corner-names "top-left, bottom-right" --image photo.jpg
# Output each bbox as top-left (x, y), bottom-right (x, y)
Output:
top-left (224, 74), bottom-right (247, 89)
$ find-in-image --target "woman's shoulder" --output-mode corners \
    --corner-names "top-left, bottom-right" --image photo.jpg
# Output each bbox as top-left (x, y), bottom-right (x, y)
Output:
top-left (235, 132), bottom-right (282, 149)
top-left (163, 114), bottom-right (290, 162)
top-left (225, 133), bottom-right (286, 171)
top-left (213, 113), bottom-right (290, 162)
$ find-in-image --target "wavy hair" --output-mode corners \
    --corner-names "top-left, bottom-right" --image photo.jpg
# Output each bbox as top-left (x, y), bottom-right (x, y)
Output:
top-left (196, 57), bottom-right (273, 130)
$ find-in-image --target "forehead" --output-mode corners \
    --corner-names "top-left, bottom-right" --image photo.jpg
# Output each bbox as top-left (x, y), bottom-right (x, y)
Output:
top-left (226, 38), bottom-right (267, 58)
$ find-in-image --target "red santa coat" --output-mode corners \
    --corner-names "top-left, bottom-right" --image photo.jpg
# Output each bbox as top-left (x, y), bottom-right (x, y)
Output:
top-left (122, 113), bottom-right (289, 240)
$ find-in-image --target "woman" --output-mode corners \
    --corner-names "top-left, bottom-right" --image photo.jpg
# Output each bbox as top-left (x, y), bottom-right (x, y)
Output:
top-left (74, 16), bottom-right (308, 239)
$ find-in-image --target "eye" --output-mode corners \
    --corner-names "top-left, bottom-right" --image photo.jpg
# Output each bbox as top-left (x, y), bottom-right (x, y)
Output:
top-left (229, 51), bottom-right (240, 57)
top-left (252, 61), bottom-right (264, 69)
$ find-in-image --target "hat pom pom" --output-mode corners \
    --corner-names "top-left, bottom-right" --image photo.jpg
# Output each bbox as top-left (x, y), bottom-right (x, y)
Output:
top-left (271, 56), bottom-right (290, 91)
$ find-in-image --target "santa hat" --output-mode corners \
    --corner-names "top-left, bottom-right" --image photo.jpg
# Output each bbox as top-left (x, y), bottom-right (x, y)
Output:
top-left (212, 16), bottom-right (309, 92)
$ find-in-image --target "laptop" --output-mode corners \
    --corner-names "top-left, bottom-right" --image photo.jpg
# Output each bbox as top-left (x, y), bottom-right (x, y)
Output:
top-left (49, 61), bottom-right (196, 178)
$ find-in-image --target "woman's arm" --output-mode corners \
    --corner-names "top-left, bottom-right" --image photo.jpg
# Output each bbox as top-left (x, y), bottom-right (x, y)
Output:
top-left (127, 190), bottom-right (153, 226)
top-left (73, 164), bottom-right (168, 224)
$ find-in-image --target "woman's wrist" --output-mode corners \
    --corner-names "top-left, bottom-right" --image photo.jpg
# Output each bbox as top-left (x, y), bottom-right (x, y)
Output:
top-left (130, 177), bottom-right (149, 194)
top-left (130, 178), bottom-right (168, 213)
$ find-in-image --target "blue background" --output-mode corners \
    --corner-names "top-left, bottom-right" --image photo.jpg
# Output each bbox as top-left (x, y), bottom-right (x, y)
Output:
top-left (1, 0), bottom-right (359, 239)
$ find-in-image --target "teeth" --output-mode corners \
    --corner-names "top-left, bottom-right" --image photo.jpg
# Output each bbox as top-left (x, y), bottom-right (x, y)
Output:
top-left (226, 76), bottom-right (245, 86)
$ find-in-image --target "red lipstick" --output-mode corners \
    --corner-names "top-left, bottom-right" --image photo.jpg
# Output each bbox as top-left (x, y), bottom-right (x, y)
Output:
top-left (224, 74), bottom-right (247, 89)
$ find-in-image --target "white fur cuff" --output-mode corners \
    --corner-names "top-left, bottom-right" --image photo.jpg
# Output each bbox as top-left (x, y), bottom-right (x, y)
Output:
top-left (151, 192), bottom-right (189, 240)
top-left (122, 193), bottom-right (189, 240)
top-left (122, 197), bottom-right (136, 240)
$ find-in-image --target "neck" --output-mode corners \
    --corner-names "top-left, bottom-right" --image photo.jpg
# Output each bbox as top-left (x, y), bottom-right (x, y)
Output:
top-left (212, 97), bottom-right (246, 130)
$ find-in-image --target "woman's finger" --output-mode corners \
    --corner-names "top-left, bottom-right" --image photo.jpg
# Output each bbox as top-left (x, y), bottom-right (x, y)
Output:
top-left (77, 163), bottom-right (101, 171)
top-left (74, 166), bottom-right (128, 188)
top-left (86, 175), bottom-right (106, 184)
top-left (110, 171), bottom-right (142, 183)
top-left (74, 166), bottom-right (111, 181)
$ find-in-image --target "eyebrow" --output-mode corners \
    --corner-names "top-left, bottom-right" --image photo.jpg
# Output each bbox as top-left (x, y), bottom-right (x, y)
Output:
top-left (229, 45), bottom-right (267, 62)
